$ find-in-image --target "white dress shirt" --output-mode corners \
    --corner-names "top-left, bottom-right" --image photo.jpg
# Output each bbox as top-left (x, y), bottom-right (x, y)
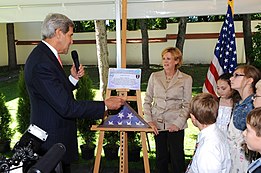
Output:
top-left (187, 124), bottom-right (231, 173)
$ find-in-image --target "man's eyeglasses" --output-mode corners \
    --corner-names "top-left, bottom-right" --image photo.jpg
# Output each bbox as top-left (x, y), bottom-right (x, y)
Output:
top-left (232, 73), bottom-right (245, 78)
top-left (252, 94), bottom-right (261, 100)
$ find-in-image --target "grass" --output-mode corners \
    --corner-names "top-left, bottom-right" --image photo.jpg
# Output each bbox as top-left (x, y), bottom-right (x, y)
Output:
top-left (0, 64), bottom-right (205, 170)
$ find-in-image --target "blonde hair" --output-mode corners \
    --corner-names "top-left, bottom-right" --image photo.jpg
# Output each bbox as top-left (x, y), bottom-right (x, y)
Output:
top-left (161, 47), bottom-right (183, 68)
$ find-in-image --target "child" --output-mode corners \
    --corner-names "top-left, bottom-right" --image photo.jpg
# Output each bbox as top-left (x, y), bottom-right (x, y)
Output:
top-left (253, 79), bottom-right (261, 108)
top-left (228, 65), bottom-right (261, 173)
top-left (216, 73), bottom-right (240, 134)
top-left (243, 108), bottom-right (261, 173)
top-left (186, 93), bottom-right (231, 173)
top-left (245, 79), bottom-right (261, 164)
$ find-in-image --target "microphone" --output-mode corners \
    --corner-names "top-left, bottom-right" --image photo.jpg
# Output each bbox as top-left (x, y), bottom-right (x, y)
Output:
top-left (27, 143), bottom-right (66, 173)
top-left (71, 50), bottom-right (80, 72)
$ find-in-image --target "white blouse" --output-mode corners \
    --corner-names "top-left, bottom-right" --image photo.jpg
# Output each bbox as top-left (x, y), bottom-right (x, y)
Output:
top-left (216, 105), bottom-right (233, 134)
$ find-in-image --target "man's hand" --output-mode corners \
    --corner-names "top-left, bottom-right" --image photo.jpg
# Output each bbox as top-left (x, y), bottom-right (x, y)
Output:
top-left (104, 96), bottom-right (125, 110)
top-left (71, 64), bottom-right (85, 80)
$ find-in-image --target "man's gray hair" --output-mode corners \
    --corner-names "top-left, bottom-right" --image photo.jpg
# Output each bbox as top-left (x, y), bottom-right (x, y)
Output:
top-left (41, 13), bottom-right (74, 40)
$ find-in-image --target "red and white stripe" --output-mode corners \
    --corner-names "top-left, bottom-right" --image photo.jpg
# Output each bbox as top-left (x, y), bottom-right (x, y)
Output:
top-left (202, 55), bottom-right (224, 96)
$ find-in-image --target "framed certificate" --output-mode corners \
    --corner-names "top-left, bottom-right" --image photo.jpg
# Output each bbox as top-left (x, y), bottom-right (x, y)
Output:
top-left (107, 68), bottom-right (141, 90)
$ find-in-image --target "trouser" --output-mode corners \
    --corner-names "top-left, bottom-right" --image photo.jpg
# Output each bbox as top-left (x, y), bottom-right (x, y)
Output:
top-left (155, 130), bottom-right (185, 173)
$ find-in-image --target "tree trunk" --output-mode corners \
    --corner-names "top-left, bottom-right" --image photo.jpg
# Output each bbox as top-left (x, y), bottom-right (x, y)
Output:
top-left (94, 20), bottom-right (109, 100)
top-left (139, 19), bottom-right (149, 70)
top-left (6, 23), bottom-right (17, 70)
top-left (242, 14), bottom-right (253, 64)
top-left (176, 17), bottom-right (187, 53)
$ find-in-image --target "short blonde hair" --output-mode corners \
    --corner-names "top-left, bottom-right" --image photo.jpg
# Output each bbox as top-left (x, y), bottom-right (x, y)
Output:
top-left (161, 47), bottom-right (183, 68)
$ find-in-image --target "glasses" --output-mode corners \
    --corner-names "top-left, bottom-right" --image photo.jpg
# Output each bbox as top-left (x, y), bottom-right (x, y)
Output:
top-left (252, 94), bottom-right (261, 100)
top-left (232, 73), bottom-right (245, 78)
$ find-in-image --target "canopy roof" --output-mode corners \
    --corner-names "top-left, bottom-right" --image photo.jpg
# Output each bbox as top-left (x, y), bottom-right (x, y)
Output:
top-left (0, 0), bottom-right (261, 23)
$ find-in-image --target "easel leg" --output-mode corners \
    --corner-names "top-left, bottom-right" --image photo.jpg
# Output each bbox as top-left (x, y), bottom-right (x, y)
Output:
top-left (93, 131), bottom-right (104, 173)
top-left (146, 132), bottom-right (151, 152)
top-left (141, 132), bottom-right (150, 173)
top-left (119, 131), bottom-right (128, 173)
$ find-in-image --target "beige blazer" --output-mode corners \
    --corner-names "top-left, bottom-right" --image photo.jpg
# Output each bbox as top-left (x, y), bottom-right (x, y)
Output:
top-left (143, 70), bottom-right (192, 130)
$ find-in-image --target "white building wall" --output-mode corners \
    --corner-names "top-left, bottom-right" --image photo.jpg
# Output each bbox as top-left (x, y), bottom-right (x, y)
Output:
top-left (0, 21), bottom-right (260, 66)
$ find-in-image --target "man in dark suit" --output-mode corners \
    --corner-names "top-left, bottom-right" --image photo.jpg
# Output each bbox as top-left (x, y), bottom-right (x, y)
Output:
top-left (24, 13), bottom-right (124, 173)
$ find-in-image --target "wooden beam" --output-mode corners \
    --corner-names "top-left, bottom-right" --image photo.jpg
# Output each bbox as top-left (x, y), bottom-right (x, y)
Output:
top-left (121, 0), bottom-right (127, 68)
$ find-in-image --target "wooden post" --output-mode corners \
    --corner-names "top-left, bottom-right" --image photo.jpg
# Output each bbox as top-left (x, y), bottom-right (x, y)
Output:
top-left (92, 125), bottom-right (153, 173)
top-left (119, 131), bottom-right (128, 172)
top-left (93, 131), bottom-right (104, 173)
top-left (121, 0), bottom-right (127, 68)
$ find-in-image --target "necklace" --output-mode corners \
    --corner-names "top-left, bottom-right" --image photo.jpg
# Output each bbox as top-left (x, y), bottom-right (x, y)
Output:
top-left (165, 70), bottom-right (175, 83)
top-left (166, 76), bottom-right (173, 83)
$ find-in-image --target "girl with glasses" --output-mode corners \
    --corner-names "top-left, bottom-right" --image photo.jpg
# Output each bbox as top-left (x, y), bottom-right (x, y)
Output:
top-left (228, 65), bottom-right (261, 173)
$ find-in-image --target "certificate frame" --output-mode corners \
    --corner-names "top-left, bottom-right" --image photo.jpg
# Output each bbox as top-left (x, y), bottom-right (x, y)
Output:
top-left (107, 68), bottom-right (141, 90)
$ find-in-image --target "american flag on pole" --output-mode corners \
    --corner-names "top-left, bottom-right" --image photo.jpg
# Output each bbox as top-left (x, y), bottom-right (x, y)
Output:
top-left (202, 0), bottom-right (237, 96)
top-left (99, 102), bottom-right (150, 128)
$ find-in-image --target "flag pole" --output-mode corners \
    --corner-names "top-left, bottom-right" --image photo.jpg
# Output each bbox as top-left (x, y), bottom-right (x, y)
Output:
top-left (121, 0), bottom-right (127, 68)
top-left (202, 0), bottom-right (237, 96)
top-left (228, 0), bottom-right (234, 15)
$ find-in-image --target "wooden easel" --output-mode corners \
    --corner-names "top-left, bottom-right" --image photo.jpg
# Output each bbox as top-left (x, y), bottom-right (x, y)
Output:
top-left (91, 88), bottom-right (153, 173)
top-left (91, 2), bottom-right (153, 171)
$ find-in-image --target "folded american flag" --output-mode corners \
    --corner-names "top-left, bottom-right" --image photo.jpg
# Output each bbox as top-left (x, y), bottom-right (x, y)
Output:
top-left (99, 102), bottom-right (149, 128)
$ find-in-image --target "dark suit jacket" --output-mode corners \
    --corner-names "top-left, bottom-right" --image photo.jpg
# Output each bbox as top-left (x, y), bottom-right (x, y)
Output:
top-left (24, 42), bottom-right (105, 164)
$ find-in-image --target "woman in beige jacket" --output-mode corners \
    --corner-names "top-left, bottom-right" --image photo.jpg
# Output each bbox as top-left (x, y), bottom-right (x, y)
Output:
top-left (143, 47), bottom-right (192, 173)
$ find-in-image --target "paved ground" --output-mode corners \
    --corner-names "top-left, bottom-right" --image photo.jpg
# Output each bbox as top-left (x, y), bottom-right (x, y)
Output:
top-left (71, 164), bottom-right (151, 173)
top-left (7, 159), bottom-right (149, 173)
top-left (0, 69), bottom-right (19, 82)
top-left (70, 158), bottom-right (153, 173)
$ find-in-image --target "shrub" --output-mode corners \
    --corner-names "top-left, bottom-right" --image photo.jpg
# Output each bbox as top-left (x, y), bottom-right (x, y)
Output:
top-left (104, 131), bottom-right (120, 147)
top-left (252, 23), bottom-right (261, 69)
top-left (75, 73), bottom-right (97, 147)
top-left (0, 93), bottom-right (14, 141)
top-left (16, 67), bottom-right (30, 134)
